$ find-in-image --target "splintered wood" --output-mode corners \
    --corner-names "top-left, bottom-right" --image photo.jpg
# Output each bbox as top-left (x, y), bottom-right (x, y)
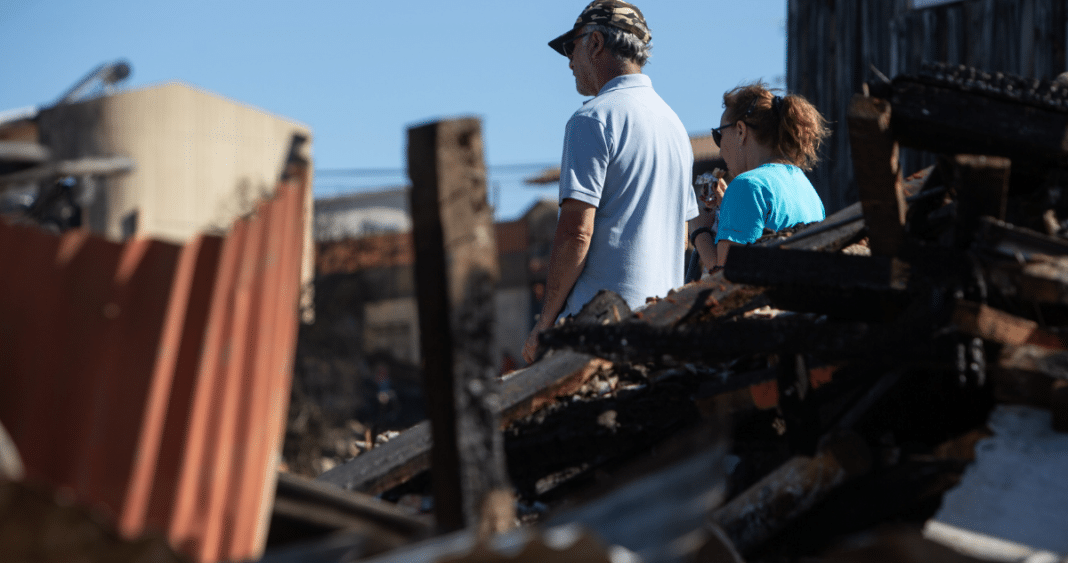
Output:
top-left (407, 118), bottom-right (512, 534)
top-left (305, 64), bottom-right (1068, 562)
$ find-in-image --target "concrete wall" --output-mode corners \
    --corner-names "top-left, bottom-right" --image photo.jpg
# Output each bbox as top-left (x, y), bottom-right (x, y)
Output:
top-left (36, 81), bottom-right (313, 244)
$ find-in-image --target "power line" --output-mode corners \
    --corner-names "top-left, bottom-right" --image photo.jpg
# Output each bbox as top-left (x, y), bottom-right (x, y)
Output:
top-left (315, 161), bottom-right (557, 177)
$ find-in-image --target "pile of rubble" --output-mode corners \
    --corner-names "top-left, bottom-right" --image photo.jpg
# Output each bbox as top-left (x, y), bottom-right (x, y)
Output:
top-left (266, 64), bottom-right (1068, 563)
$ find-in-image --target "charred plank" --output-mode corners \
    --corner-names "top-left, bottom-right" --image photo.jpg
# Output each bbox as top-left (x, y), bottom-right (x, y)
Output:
top-left (725, 247), bottom-right (909, 292)
top-left (975, 216), bottom-right (1068, 260)
top-left (710, 432), bottom-right (872, 556)
top-left (945, 155), bottom-right (1011, 248)
top-left (504, 369), bottom-right (706, 499)
top-left (539, 315), bottom-right (925, 367)
top-left (267, 472), bottom-right (431, 554)
top-left (951, 300), bottom-right (1067, 349)
top-left (408, 117), bottom-right (509, 532)
top-left (987, 255), bottom-right (1068, 305)
top-left (889, 75), bottom-right (1068, 167)
top-left (848, 95), bottom-right (906, 256)
top-left (316, 350), bottom-right (606, 495)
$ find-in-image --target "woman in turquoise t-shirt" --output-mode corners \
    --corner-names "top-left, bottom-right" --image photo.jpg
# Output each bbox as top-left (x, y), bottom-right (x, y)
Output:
top-left (691, 82), bottom-right (830, 277)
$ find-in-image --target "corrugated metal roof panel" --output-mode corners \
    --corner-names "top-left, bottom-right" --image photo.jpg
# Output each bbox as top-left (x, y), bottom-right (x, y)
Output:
top-left (0, 170), bottom-right (308, 563)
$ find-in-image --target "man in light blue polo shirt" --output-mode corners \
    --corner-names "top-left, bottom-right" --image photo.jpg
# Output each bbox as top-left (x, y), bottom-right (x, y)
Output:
top-left (523, 0), bottom-right (698, 364)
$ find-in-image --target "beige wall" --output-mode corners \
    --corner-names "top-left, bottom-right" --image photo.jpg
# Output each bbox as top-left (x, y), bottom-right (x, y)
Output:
top-left (36, 81), bottom-right (313, 244)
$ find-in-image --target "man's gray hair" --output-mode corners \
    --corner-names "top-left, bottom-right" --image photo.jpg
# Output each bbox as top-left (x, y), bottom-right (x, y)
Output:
top-left (587, 23), bottom-right (652, 67)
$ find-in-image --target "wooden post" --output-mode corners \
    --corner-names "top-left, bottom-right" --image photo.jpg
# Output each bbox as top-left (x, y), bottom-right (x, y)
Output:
top-left (946, 154), bottom-right (1010, 248)
top-left (847, 94), bottom-right (907, 256)
top-left (407, 117), bottom-right (513, 535)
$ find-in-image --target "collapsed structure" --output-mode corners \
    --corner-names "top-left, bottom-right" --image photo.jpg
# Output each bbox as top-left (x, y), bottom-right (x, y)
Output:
top-left (3, 0), bottom-right (1068, 559)
top-left (283, 63), bottom-right (1068, 562)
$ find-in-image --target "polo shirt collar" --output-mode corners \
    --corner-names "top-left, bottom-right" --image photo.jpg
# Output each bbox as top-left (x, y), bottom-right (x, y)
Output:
top-left (597, 73), bottom-right (651, 96)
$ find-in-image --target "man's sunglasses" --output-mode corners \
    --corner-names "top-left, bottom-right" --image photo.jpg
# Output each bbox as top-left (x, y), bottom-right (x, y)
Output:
top-left (562, 31), bottom-right (593, 57)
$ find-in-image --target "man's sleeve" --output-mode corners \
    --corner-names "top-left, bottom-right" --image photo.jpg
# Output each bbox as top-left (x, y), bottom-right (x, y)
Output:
top-left (716, 177), bottom-right (768, 244)
top-left (685, 182), bottom-right (700, 221)
top-left (559, 115), bottom-right (609, 208)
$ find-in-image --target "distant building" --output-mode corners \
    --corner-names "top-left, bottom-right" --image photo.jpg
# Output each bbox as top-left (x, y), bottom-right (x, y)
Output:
top-left (34, 81), bottom-right (313, 244)
top-left (309, 198), bottom-right (557, 368)
top-left (12, 80), bottom-right (316, 319)
top-left (313, 187), bottom-right (410, 241)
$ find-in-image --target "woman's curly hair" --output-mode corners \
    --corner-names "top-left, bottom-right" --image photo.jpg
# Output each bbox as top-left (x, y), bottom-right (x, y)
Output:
top-left (722, 81), bottom-right (830, 171)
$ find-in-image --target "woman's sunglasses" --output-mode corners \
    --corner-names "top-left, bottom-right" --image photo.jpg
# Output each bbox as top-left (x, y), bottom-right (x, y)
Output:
top-left (711, 97), bottom-right (761, 146)
top-left (711, 122), bottom-right (736, 146)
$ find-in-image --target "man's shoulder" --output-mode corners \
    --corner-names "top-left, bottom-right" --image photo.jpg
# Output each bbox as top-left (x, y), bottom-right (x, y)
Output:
top-left (573, 88), bottom-right (675, 128)
top-left (571, 93), bottom-right (622, 120)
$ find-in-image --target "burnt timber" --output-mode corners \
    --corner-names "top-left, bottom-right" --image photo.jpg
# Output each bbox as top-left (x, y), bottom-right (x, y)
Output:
top-left (290, 63), bottom-right (1068, 563)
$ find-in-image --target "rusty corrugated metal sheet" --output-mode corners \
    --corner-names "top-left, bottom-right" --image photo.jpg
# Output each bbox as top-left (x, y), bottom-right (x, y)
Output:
top-left (0, 172), bottom-right (308, 563)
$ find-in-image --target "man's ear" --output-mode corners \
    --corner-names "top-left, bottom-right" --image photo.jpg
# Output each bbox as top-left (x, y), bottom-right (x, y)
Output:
top-left (589, 30), bottom-right (604, 57)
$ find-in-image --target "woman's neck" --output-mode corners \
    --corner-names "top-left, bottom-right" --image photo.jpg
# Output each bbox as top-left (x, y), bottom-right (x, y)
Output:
top-left (744, 142), bottom-right (788, 171)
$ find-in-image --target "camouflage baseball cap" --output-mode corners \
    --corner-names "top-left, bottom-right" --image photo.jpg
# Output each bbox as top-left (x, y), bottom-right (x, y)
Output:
top-left (548, 0), bottom-right (651, 57)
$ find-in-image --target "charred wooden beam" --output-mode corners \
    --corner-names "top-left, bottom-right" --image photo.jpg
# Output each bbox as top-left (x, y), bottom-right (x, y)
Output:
top-left (316, 350), bottom-right (605, 495)
top-left (724, 246), bottom-right (912, 320)
top-left (946, 155), bottom-right (1010, 248)
top-left (635, 198), bottom-right (882, 329)
top-left (407, 117), bottom-right (510, 533)
top-left (710, 432), bottom-right (872, 556)
top-left (951, 300), bottom-right (1066, 350)
top-left (569, 289), bottom-right (631, 325)
top-left (888, 74), bottom-right (1068, 167)
top-left (848, 95), bottom-right (906, 256)
top-left (975, 216), bottom-right (1068, 261)
top-left (293, 427), bottom-right (732, 563)
top-left (316, 420), bottom-right (432, 497)
top-left (777, 167), bottom-right (934, 253)
top-left (498, 351), bottom-right (610, 425)
top-left (632, 168), bottom-right (934, 331)
top-left (636, 275), bottom-right (765, 327)
top-left (773, 201), bottom-right (864, 251)
top-left (726, 247), bottom-right (909, 291)
top-left (504, 368), bottom-right (708, 499)
top-left (540, 314), bottom-right (922, 367)
top-left (539, 424), bottom-right (731, 562)
top-left (268, 472), bottom-right (431, 554)
top-left (987, 255), bottom-right (1068, 305)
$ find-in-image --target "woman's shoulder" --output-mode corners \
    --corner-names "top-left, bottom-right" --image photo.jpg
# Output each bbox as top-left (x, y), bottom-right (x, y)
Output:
top-left (746, 163), bottom-right (813, 188)
top-left (733, 163), bottom-right (790, 187)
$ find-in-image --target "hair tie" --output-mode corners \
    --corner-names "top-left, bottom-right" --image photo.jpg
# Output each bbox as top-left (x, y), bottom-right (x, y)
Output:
top-left (772, 95), bottom-right (784, 116)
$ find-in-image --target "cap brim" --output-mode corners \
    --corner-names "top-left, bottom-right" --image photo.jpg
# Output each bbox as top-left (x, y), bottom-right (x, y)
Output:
top-left (548, 28), bottom-right (577, 57)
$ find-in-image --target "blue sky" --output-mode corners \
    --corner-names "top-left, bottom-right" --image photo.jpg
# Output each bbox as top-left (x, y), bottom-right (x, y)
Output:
top-left (0, 0), bottom-right (787, 221)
